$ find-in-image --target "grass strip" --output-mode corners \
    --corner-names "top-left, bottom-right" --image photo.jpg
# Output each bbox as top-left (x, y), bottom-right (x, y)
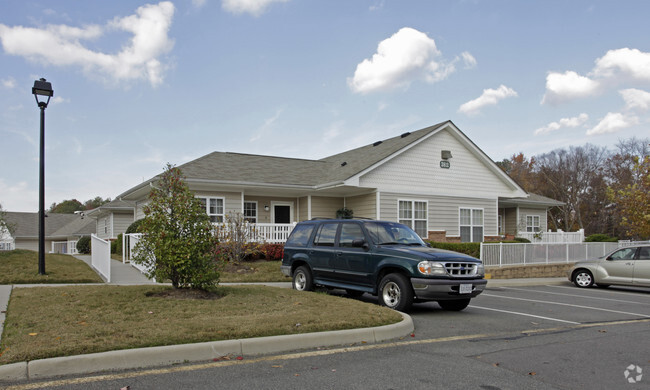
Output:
top-left (0, 285), bottom-right (401, 364)
top-left (0, 250), bottom-right (104, 284)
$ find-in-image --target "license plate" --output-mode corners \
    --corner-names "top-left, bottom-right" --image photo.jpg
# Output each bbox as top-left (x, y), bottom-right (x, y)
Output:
top-left (459, 284), bottom-right (472, 294)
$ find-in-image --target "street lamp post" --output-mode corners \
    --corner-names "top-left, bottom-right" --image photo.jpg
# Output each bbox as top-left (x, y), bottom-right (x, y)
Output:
top-left (32, 78), bottom-right (53, 275)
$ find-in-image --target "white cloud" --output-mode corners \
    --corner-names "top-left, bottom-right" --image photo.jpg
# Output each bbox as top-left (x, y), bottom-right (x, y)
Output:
top-left (1, 77), bottom-right (16, 89)
top-left (620, 88), bottom-right (650, 111)
top-left (586, 112), bottom-right (639, 136)
top-left (222, 0), bottom-right (289, 16)
top-left (458, 85), bottom-right (518, 116)
top-left (51, 96), bottom-right (69, 105)
top-left (192, 0), bottom-right (208, 7)
top-left (542, 48), bottom-right (650, 105)
top-left (348, 27), bottom-right (456, 94)
top-left (0, 2), bottom-right (175, 87)
top-left (534, 113), bottom-right (589, 136)
top-left (460, 51), bottom-right (477, 69)
top-left (541, 71), bottom-right (600, 105)
top-left (592, 48), bottom-right (650, 81)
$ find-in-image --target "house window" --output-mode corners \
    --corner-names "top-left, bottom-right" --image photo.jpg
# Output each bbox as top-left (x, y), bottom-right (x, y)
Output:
top-left (460, 208), bottom-right (483, 242)
top-left (398, 200), bottom-right (427, 238)
top-left (526, 215), bottom-right (540, 232)
top-left (244, 201), bottom-right (257, 223)
top-left (198, 197), bottom-right (224, 223)
top-left (104, 218), bottom-right (108, 235)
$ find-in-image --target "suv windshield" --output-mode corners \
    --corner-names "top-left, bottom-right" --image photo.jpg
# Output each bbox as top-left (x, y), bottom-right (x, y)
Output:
top-left (364, 221), bottom-right (425, 246)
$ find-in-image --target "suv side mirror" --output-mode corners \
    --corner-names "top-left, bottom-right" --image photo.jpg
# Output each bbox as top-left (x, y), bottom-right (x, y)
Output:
top-left (352, 239), bottom-right (369, 250)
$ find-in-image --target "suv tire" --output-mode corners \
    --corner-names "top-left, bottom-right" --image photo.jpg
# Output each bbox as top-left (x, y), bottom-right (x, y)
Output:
top-left (293, 266), bottom-right (314, 291)
top-left (438, 298), bottom-right (471, 311)
top-left (378, 273), bottom-right (413, 312)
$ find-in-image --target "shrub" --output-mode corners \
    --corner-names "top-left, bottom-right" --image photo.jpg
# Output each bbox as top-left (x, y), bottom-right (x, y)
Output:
top-left (261, 243), bottom-right (284, 260)
top-left (215, 212), bottom-right (261, 263)
top-left (585, 233), bottom-right (618, 242)
top-left (513, 237), bottom-right (531, 243)
top-left (132, 164), bottom-right (220, 290)
top-left (426, 242), bottom-right (480, 258)
top-left (76, 236), bottom-right (91, 254)
top-left (125, 219), bottom-right (145, 234)
top-left (111, 233), bottom-right (123, 254)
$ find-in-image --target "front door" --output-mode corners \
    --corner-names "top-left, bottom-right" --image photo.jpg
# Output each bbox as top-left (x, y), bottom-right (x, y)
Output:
top-left (274, 205), bottom-right (291, 224)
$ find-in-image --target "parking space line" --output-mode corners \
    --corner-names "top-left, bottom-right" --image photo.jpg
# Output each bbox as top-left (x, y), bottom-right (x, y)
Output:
top-left (502, 287), bottom-right (650, 305)
top-left (549, 285), bottom-right (650, 297)
top-left (482, 293), bottom-right (650, 318)
top-left (469, 305), bottom-right (580, 324)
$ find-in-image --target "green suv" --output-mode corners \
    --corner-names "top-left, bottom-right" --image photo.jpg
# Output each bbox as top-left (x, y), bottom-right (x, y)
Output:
top-left (281, 219), bottom-right (487, 312)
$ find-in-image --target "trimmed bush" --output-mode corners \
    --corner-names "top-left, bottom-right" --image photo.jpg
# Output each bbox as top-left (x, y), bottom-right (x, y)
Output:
top-left (125, 219), bottom-right (145, 234)
top-left (426, 242), bottom-right (480, 258)
top-left (261, 243), bottom-right (284, 260)
top-left (76, 236), bottom-right (91, 254)
top-left (585, 233), bottom-right (618, 242)
top-left (513, 237), bottom-right (531, 243)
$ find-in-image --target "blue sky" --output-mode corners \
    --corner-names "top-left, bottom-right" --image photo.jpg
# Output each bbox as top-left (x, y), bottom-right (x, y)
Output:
top-left (1, 0), bottom-right (649, 212)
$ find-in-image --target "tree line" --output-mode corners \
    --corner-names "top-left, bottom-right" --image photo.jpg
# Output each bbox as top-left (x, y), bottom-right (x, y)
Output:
top-left (496, 137), bottom-right (649, 240)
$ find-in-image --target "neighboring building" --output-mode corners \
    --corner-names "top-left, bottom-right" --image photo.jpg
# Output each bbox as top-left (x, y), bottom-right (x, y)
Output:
top-left (85, 199), bottom-right (136, 240)
top-left (1, 212), bottom-right (95, 254)
top-left (114, 121), bottom-right (562, 243)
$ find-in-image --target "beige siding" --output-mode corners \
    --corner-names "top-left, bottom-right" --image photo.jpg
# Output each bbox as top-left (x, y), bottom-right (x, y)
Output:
top-left (135, 200), bottom-right (148, 221)
top-left (243, 196), bottom-right (298, 223)
top-left (379, 192), bottom-right (497, 237)
top-left (298, 197), bottom-right (309, 222)
top-left (345, 193), bottom-right (377, 219)
top-left (96, 216), bottom-right (111, 240)
top-left (519, 207), bottom-right (548, 232)
top-left (310, 197), bottom-right (344, 219)
top-left (113, 212), bottom-right (134, 238)
top-left (360, 128), bottom-right (519, 198)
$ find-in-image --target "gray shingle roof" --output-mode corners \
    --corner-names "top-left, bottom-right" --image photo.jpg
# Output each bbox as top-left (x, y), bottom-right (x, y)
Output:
top-left (4, 212), bottom-right (95, 239)
top-left (161, 121), bottom-right (448, 187)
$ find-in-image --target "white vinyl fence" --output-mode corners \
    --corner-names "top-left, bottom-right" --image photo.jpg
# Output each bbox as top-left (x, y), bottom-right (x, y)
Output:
top-left (516, 229), bottom-right (585, 243)
top-left (480, 242), bottom-right (621, 267)
top-left (123, 233), bottom-right (153, 278)
top-left (90, 234), bottom-right (111, 282)
top-left (51, 240), bottom-right (79, 255)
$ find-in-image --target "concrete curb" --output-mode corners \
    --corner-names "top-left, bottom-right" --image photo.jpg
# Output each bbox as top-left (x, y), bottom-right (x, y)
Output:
top-left (0, 312), bottom-right (413, 381)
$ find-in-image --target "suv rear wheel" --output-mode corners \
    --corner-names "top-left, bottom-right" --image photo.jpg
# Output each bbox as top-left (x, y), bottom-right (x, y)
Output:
top-left (378, 273), bottom-right (413, 312)
top-left (293, 266), bottom-right (313, 291)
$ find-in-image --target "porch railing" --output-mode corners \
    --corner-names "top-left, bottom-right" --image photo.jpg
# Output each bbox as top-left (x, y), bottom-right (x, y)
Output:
top-left (516, 229), bottom-right (584, 243)
top-left (90, 234), bottom-right (111, 282)
top-left (51, 240), bottom-right (79, 255)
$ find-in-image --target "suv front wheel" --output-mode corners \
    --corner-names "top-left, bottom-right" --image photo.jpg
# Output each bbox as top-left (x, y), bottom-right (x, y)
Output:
top-left (378, 273), bottom-right (413, 312)
top-left (293, 266), bottom-right (314, 291)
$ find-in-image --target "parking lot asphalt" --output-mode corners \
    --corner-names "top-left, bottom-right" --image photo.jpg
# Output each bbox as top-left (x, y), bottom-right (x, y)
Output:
top-left (4, 280), bottom-right (649, 389)
top-left (3, 277), bottom-right (649, 386)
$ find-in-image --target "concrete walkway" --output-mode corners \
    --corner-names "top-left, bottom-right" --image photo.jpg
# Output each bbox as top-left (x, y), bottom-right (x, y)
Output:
top-left (0, 258), bottom-right (569, 382)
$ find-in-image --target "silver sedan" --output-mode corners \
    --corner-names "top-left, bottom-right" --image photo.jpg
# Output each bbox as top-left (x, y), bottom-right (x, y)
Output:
top-left (568, 245), bottom-right (650, 288)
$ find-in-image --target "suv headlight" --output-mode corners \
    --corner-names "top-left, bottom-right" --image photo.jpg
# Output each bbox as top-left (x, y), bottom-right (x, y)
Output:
top-left (418, 261), bottom-right (447, 276)
top-left (476, 263), bottom-right (485, 277)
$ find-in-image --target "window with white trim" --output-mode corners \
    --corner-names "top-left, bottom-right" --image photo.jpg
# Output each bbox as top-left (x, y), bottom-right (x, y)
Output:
top-left (243, 201), bottom-right (257, 223)
top-left (198, 197), bottom-right (224, 223)
top-left (460, 208), bottom-right (483, 242)
top-left (526, 215), bottom-right (540, 232)
top-left (398, 200), bottom-right (427, 238)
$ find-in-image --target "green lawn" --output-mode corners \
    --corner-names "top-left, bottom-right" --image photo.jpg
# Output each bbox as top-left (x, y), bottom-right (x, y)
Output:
top-left (0, 285), bottom-right (401, 364)
top-left (0, 251), bottom-right (401, 365)
top-left (0, 250), bottom-right (103, 284)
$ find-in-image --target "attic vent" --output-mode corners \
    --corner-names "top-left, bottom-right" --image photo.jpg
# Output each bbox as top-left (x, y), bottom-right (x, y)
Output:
top-left (400, 132), bottom-right (411, 138)
top-left (373, 141), bottom-right (383, 147)
top-left (341, 162), bottom-right (347, 166)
